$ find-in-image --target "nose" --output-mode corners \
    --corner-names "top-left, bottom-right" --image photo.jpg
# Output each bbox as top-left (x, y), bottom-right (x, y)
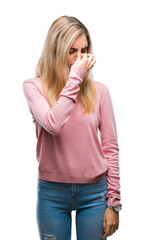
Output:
top-left (74, 51), bottom-right (81, 60)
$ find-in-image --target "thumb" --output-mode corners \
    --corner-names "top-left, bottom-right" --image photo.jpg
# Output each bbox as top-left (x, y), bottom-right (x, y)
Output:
top-left (103, 218), bottom-right (106, 231)
top-left (77, 52), bottom-right (81, 59)
top-left (74, 53), bottom-right (81, 64)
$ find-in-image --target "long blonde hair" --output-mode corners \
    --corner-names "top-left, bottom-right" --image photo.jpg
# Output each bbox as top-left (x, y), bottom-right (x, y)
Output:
top-left (35, 15), bottom-right (97, 114)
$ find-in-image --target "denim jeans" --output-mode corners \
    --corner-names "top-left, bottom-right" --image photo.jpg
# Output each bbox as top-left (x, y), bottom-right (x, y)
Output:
top-left (36, 174), bottom-right (108, 240)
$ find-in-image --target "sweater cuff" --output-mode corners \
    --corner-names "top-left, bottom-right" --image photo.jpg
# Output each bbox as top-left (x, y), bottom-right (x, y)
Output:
top-left (107, 197), bottom-right (121, 207)
top-left (70, 64), bottom-right (87, 79)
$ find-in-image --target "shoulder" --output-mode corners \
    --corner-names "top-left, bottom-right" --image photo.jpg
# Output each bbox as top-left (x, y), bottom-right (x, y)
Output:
top-left (93, 80), bottom-right (109, 93)
top-left (23, 77), bottom-right (43, 92)
top-left (23, 77), bottom-right (42, 86)
top-left (93, 81), bottom-right (109, 104)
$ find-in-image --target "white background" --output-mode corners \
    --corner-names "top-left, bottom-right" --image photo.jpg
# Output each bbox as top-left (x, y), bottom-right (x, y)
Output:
top-left (0, 0), bottom-right (145, 239)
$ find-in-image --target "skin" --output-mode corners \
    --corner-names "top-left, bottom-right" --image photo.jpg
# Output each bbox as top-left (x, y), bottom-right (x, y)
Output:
top-left (103, 208), bottom-right (119, 239)
top-left (67, 33), bottom-right (96, 72)
top-left (68, 33), bottom-right (120, 239)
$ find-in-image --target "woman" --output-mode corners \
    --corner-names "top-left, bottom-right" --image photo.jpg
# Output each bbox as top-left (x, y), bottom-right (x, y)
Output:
top-left (23, 15), bottom-right (122, 240)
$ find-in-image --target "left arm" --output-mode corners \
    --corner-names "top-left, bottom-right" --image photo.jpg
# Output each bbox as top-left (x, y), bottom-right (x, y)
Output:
top-left (99, 89), bottom-right (121, 238)
top-left (99, 89), bottom-right (121, 206)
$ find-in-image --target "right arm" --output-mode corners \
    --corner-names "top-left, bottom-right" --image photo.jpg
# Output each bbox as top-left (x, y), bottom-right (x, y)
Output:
top-left (23, 64), bottom-right (87, 136)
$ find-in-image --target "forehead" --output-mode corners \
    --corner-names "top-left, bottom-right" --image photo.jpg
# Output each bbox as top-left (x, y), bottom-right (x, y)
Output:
top-left (71, 34), bottom-right (88, 47)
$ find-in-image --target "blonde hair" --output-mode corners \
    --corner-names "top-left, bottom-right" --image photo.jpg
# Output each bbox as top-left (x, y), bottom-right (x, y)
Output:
top-left (35, 15), bottom-right (97, 114)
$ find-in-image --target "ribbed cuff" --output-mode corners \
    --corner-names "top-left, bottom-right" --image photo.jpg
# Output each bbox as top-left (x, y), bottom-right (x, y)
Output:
top-left (107, 197), bottom-right (121, 207)
top-left (70, 64), bottom-right (87, 79)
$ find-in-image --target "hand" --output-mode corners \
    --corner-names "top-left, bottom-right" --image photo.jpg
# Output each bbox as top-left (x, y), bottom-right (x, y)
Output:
top-left (73, 53), bottom-right (96, 72)
top-left (103, 208), bottom-right (119, 239)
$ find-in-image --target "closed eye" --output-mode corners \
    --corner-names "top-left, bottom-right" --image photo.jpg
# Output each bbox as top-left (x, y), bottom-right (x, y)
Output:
top-left (69, 46), bottom-right (88, 54)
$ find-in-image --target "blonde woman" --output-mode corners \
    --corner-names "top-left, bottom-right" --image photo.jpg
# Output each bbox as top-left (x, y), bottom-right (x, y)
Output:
top-left (23, 15), bottom-right (122, 240)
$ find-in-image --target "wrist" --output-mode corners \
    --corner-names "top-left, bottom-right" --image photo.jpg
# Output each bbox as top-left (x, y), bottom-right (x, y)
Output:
top-left (70, 64), bottom-right (87, 79)
top-left (107, 204), bottom-right (122, 212)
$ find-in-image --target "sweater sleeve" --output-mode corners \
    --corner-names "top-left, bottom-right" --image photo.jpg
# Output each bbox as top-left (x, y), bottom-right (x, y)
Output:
top-left (99, 89), bottom-right (121, 207)
top-left (23, 64), bottom-right (87, 136)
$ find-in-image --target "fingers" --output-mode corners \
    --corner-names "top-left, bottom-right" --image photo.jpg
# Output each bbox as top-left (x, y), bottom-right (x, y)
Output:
top-left (74, 53), bottom-right (96, 72)
top-left (86, 54), bottom-right (96, 71)
top-left (90, 59), bottom-right (96, 68)
top-left (81, 53), bottom-right (94, 59)
top-left (79, 53), bottom-right (94, 60)
top-left (103, 209), bottom-right (119, 239)
top-left (103, 226), bottom-right (114, 239)
top-left (103, 222), bottom-right (118, 239)
top-left (82, 53), bottom-right (96, 71)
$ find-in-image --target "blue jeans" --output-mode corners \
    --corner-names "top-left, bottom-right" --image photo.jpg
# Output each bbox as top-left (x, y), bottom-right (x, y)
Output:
top-left (36, 174), bottom-right (108, 240)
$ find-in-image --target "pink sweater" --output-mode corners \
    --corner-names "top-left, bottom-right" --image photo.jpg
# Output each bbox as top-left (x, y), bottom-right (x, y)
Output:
top-left (23, 64), bottom-right (121, 207)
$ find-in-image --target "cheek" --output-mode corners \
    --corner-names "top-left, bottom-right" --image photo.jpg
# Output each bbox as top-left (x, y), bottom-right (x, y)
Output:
top-left (67, 55), bottom-right (73, 65)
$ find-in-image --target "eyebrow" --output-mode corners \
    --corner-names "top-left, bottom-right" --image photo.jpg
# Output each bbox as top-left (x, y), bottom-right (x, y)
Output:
top-left (70, 46), bottom-right (88, 50)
